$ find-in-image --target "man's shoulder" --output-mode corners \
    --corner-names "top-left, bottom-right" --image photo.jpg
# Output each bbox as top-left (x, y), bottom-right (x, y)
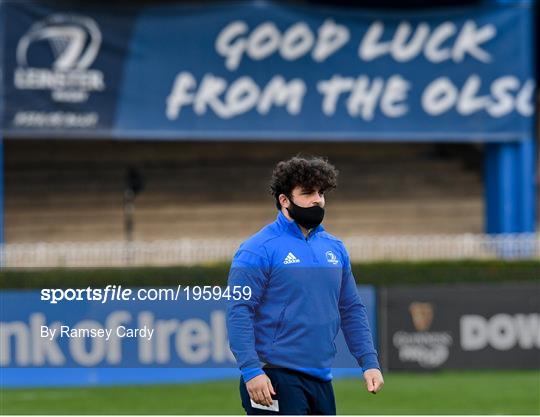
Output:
top-left (317, 230), bottom-right (350, 259)
top-left (237, 221), bottom-right (282, 254)
top-left (318, 229), bottom-right (345, 245)
top-left (231, 221), bottom-right (283, 267)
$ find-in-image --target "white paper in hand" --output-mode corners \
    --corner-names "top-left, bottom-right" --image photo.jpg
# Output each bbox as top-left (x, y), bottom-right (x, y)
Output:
top-left (250, 399), bottom-right (279, 412)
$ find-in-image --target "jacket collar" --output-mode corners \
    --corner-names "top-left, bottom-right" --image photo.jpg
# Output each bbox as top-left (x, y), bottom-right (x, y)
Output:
top-left (276, 210), bottom-right (325, 240)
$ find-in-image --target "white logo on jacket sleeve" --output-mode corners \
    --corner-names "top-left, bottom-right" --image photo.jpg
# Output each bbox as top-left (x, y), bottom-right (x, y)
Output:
top-left (283, 252), bottom-right (300, 264)
top-left (325, 251), bottom-right (339, 265)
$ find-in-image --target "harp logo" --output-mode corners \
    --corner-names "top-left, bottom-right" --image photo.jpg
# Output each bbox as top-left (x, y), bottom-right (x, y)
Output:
top-left (14, 14), bottom-right (105, 103)
top-left (409, 302), bottom-right (434, 332)
top-left (392, 301), bottom-right (453, 368)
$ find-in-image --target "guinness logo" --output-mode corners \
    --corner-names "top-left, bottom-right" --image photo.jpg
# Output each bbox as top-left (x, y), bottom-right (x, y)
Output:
top-left (409, 302), bottom-right (433, 332)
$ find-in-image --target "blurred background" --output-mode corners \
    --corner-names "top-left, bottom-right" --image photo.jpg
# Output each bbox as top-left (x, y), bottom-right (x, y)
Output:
top-left (0, 0), bottom-right (538, 414)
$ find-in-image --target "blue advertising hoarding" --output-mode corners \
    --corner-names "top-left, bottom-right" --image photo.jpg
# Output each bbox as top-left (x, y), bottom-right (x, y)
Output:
top-left (0, 1), bottom-right (534, 141)
top-left (0, 286), bottom-right (377, 387)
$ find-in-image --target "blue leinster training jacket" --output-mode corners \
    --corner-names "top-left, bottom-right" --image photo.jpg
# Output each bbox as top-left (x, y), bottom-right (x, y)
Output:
top-left (226, 211), bottom-right (380, 383)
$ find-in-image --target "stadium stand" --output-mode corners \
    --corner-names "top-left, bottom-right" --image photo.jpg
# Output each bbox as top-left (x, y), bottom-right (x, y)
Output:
top-left (5, 139), bottom-right (484, 243)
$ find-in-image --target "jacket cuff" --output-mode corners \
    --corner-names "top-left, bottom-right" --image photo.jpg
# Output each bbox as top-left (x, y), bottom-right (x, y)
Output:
top-left (357, 352), bottom-right (380, 372)
top-left (241, 367), bottom-right (265, 383)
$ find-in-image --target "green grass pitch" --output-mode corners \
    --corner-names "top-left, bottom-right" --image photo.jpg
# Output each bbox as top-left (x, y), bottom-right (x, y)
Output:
top-left (2, 370), bottom-right (539, 415)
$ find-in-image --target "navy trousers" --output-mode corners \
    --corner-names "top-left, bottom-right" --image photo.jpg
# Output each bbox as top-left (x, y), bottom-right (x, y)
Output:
top-left (239, 367), bottom-right (336, 415)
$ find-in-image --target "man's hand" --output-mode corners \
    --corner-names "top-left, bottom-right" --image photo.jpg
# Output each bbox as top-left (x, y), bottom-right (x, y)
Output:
top-left (246, 373), bottom-right (276, 406)
top-left (363, 368), bottom-right (384, 394)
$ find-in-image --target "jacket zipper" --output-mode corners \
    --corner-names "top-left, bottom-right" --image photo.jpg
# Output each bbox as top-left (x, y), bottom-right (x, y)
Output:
top-left (272, 304), bottom-right (288, 343)
top-left (305, 236), bottom-right (318, 263)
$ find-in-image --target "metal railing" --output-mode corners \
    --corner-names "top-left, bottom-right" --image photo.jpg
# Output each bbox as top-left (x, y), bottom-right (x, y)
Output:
top-left (1, 233), bottom-right (538, 268)
top-left (343, 233), bottom-right (540, 261)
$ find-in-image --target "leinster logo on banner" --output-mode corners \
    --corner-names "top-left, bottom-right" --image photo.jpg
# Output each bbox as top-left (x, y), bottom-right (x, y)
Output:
top-left (14, 13), bottom-right (105, 104)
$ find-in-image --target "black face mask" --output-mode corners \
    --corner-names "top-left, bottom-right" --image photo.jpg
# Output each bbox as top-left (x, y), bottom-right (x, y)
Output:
top-left (286, 199), bottom-right (325, 230)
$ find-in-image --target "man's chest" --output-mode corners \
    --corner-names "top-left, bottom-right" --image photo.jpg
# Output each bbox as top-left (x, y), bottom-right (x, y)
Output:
top-left (272, 239), bottom-right (343, 267)
top-left (266, 239), bottom-right (344, 295)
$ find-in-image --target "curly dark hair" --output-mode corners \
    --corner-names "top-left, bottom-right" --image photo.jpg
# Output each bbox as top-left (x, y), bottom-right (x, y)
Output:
top-left (269, 156), bottom-right (338, 210)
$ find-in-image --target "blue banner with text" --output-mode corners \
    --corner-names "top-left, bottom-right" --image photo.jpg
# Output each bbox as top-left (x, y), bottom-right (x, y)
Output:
top-left (0, 286), bottom-right (376, 387)
top-left (1, 1), bottom-right (534, 141)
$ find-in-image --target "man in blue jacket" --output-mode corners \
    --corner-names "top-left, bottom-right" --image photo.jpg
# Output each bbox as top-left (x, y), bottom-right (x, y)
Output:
top-left (227, 156), bottom-right (384, 415)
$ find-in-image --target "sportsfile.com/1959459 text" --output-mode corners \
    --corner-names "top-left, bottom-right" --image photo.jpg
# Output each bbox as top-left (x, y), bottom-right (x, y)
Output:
top-left (40, 285), bottom-right (252, 304)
